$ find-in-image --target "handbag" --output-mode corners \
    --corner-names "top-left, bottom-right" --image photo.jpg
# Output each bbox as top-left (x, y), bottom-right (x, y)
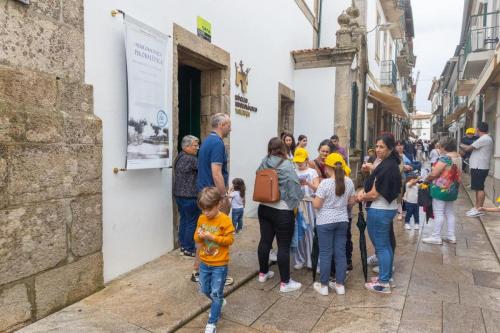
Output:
top-left (253, 158), bottom-right (284, 203)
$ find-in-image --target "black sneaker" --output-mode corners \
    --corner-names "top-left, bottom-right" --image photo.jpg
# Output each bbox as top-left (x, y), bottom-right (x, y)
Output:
top-left (183, 250), bottom-right (196, 258)
top-left (179, 247), bottom-right (185, 256)
top-left (191, 272), bottom-right (199, 282)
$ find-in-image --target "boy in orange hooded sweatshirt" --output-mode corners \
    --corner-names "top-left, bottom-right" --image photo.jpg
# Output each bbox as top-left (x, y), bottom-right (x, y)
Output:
top-left (194, 187), bottom-right (235, 333)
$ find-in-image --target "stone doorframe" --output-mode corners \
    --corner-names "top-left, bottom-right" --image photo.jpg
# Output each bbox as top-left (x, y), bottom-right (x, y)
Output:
top-left (171, 24), bottom-right (230, 247)
top-left (278, 82), bottom-right (295, 136)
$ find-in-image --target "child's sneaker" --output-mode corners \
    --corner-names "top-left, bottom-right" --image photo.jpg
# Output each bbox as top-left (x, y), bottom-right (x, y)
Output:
top-left (258, 271), bottom-right (274, 283)
top-left (313, 282), bottom-right (329, 296)
top-left (294, 263), bottom-right (304, 270)
top-left (191, 271), bottom-right (199, 282)
top-left (205, 323), bottom-right (217, 333)
top-left (414, 224), bottom-right (420, 230)
top-left (404, 224), bottom-right (411, 230)
top-left (365, 281), bottom-right (391, 294)
top-left (280, 279), bottom-right (302, 293)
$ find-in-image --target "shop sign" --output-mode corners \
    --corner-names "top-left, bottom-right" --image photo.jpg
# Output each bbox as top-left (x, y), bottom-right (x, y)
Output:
top-left (234, 60), bottom-right (257, 118)
top-left (197, 16), bottom-right (211, 42)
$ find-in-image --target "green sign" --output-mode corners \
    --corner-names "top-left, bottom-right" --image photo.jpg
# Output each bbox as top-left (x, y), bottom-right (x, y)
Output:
top-left (197, 16), bottom-right (211, 42)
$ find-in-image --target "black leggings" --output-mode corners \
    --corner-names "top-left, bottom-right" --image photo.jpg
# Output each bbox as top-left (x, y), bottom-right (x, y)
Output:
top-left (257, 205), bottom-right (295, 283)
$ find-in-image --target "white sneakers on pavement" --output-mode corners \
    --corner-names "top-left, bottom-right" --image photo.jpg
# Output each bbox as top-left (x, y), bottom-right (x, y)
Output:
top-left (414, 224), bottom-right (420, 230)
top-left (442, 236), bottom-right (457, 244)
top-left (269, 249), bottom-right (278, 262)
top-left (294, 263), bottom-right (304, 270)
top-left (258, 271), bottom-right (274, 283)
top-left (466, 208), bottom-right (485, 217)
top-left (422, 236), bottom-right (443, 245)
top-left (404, 224), bottom-right (411, 230)
top-left (280, 279), bottom-right (302, 293)
top-left (205, 323), bottom-right (216, 333)
top-left (313, 282), bottom-right (329, 296)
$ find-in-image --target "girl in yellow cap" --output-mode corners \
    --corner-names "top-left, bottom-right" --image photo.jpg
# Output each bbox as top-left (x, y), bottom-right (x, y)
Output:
top-left (312, 153), bottom-right (356, 296)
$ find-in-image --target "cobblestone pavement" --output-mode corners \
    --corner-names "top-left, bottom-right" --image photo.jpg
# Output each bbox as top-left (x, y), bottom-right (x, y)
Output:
top-left (178, 189), bottom-right (500, 333)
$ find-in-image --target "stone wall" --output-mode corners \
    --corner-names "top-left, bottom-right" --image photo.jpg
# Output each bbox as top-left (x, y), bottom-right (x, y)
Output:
top-left (0, 0), bottom-right (103, 331)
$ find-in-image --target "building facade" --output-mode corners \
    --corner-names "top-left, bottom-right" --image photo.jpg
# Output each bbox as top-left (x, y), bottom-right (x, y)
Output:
top-left (0, 0), bottom-right (417, 330)
top-left (411, 112), bottom-right (432, 140)
top-left (430, 0), bottom-right (499, 204)
top-left (364, 0), bottom-right (416, 149)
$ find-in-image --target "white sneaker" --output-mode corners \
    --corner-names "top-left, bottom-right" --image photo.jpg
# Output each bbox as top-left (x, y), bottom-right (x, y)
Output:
top-left (205, 323), bottom-right (217, 333)
top-left (469, 210), bottom-right (485, 217)
top-left (466, 208), bottom-right (479, 216)
top-left (332, 283), bottom-right (345, 295)
top-left (258, 271), bottom-right (274, 283)
top-left (405, 224), bottom-right (411, 230)
top-left (313, 282), bottom-right (329, 296)
top-left (414, 224), bottom-right (420, 230)
top-left (294, 263), bottom-right (304, 270)
top-left (269, 249), bottom-right (278, 262)
top-left (280, 279), bottom-right (302, 293)
top-left (443, 236), bottom-right (457, 244)
top-left (422, 236), bottom-right (443, 245)
top-left (367, 255), bottom-right (378, 266)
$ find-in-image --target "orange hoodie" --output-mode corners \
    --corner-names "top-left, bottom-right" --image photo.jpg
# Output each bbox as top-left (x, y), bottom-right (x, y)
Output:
top-left (194, 212), bottom-right (235, 266)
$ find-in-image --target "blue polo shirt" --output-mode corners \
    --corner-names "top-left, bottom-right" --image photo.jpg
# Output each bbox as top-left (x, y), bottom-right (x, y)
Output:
top-left (197, 132), bottom-right (228, 191)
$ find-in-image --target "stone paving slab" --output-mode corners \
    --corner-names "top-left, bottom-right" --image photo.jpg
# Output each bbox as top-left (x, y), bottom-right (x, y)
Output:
top-left (19, 219), bottom-right (262, 333)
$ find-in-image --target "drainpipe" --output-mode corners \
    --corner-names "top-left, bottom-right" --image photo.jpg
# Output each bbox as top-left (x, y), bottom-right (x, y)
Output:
top-left (317, 0), bottom-right (323, 47)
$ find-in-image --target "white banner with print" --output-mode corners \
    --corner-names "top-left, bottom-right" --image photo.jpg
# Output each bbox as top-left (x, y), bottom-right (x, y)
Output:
top-left (124, 15), bottom-right (170, 169)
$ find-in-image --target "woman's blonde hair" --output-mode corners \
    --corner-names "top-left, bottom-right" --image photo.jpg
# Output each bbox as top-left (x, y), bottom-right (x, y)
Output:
top-left (197, 187), bottom-right (222, 210)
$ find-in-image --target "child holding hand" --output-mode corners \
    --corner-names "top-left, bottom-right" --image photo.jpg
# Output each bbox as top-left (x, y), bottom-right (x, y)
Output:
top-left (194, 187), bottom-right (235, 333)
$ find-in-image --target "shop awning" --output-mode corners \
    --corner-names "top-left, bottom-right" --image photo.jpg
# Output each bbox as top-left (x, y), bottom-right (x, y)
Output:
top-left (368, 88), bottom-right (410, 119)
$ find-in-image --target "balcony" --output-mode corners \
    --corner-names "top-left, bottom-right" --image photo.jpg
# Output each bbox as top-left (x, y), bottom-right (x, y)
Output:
top-left (462, 12), bottom-right (500, 79)
top-left (380, 60), bottom-right (397, 89)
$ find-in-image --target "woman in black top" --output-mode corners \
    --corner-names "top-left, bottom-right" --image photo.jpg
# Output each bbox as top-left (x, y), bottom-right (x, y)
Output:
top-left (173, 135), bottom-right (200, 257)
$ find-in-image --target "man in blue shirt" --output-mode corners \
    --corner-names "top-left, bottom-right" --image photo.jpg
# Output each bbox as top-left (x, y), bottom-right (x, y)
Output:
top-left (195, 113), bottom-right (234, 286)
top-left (197, 113), bottom-right (231, 195)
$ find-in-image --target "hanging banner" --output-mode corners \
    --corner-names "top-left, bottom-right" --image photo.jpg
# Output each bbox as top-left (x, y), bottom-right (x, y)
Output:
top-left (124, 15), bottom-right (170, 169)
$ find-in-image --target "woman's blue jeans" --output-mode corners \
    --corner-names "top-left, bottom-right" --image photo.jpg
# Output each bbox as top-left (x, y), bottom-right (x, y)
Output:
top-left (199, 263), bottom-right (228, 325)
top-left (367, 208), bottom-right (397, 283)
top-left (175, 197), bottom-right (200, 253)
top-left (317, 222), bottom-right (348, 285)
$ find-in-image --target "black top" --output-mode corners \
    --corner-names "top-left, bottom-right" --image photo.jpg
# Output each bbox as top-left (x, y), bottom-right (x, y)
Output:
top-left (364, 154), bottom-right (401, 205)
top-left (173, 151), bottom-right (198, 198)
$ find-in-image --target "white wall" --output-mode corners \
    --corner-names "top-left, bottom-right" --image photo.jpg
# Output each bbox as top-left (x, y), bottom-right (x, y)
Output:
top-left (319, 0), bottom-right (351, 48)
top-left (294, 68), bottom-right (336, 157)
top-left (84, 0), bottom-right (314, 281)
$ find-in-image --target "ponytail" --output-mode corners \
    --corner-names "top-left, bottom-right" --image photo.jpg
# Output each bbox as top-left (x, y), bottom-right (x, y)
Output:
top-left (334, 164), bottom-right (346, 196)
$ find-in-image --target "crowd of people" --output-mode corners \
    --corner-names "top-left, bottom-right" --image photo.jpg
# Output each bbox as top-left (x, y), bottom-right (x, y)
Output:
top-left (173, 112), bottom-right (496, 333)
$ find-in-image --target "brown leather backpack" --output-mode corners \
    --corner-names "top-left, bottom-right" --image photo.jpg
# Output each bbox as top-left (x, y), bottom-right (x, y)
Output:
top-left (253, 159), bottom-right (284, 203)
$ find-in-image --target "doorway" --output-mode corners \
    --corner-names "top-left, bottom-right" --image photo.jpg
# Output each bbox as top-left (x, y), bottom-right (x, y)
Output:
top-left (278, 83), bottom-right (295, 136)
top-left (177, 65), bottom-right (201, 152)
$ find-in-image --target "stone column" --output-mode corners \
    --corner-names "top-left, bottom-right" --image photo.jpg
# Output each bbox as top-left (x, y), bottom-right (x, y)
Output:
top-left (334, 11), bottom-right (356, 149)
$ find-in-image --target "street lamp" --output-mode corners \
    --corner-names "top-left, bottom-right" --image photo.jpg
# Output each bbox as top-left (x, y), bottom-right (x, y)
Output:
top-left (366, 22), bottom-right (397, 34)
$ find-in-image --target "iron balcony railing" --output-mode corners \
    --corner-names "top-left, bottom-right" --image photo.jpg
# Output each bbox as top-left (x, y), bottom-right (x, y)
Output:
top-left (380, 60), bottom-right (397, 88)
top-left (464, 11), bottom-right (500, 58)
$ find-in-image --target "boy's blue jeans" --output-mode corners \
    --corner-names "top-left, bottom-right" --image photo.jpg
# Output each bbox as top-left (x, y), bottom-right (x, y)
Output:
top-left (199, 262), bottom-right (228, 325)
top-left (367, 208), bottom-right (397, 283)
top-left (231, 208), bottom-right (244, 231)
top-left (404, 202), bottom-right (419, 224)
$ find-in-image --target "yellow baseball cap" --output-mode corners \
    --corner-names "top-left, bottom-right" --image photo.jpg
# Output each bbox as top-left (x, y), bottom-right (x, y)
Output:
top-left (466, 128), bottom-right (476, 135)
top-left (496, 196), bottom-right (500, 203)
top-left (324, 152), bottom-right (351, 176)
top-left (293, 148), bottom-right (308, 163)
